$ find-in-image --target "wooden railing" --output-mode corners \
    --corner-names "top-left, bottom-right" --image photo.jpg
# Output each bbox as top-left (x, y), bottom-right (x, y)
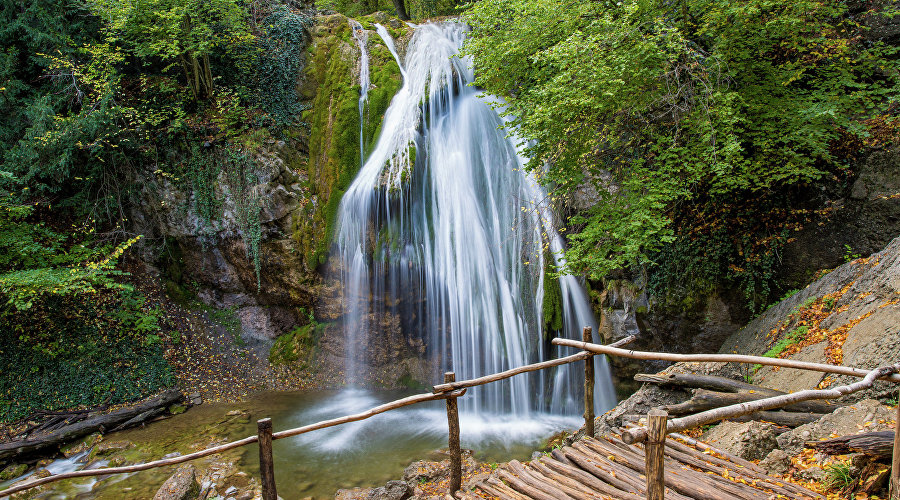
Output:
top-left (2, 329), bottom-right (898, 500)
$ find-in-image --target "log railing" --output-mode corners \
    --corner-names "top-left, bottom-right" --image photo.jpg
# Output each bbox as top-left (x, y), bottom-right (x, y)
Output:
top-left (2, 330), bottom-right (898, 500)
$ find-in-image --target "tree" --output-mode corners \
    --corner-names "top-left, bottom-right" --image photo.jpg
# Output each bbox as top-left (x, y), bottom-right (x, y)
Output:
top-left (392, 0), bottom-right (410, 20)
top-left (90, 0), bottom-right (251, 100)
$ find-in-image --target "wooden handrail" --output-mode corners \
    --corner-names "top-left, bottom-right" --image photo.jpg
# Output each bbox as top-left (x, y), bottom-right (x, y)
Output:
top-left (552, 338), bottom-right (900, 383)
top-left (432, 334), bottom-right (636, 394)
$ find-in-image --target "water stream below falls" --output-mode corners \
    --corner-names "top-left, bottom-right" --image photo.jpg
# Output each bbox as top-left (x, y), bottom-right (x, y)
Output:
top-left (6, 390), bottom-right (579, 500)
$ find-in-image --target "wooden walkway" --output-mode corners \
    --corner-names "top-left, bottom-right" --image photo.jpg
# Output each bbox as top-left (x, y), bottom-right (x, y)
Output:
top-left (472, 434), bottom-right (823, 500)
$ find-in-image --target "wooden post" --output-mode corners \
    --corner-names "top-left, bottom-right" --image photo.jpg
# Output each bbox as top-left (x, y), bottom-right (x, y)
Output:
top-left (891, 389), bottom-right (899, 500)
top-left (445, 372), bottom-right (462, 495)
top-left (645, 409), bottom-right (668, 500)
top-left (257, 418), bottom-right (277, 500)
top-left (583, 326), bottom-right (595, 437)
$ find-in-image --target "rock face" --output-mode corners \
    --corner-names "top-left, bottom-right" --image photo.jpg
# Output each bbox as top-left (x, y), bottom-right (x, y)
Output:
top-left (125, 12), bottom-right (415, 386)
top-left (721, 235), bottom-right (900, 402)
top-left (701, 421), bottom-right (780, 461)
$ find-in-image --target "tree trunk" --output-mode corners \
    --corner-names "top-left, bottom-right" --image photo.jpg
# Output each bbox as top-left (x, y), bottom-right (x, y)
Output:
top-left (392, 0), bottom-right (410, 20)
top-left (0, 390), bottom-right (183, 462)
top-left (808, 431), bottom-right (895, 459)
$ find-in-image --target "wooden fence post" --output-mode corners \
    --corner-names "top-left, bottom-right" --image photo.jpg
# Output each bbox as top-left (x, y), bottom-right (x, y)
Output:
top-left (645, 409), bottom-right (668, 500)
top-left (257, 418), bottom-right (277, 500)
top-left (445, 372), bottom-right (462, 495)
top-left (891, 389), bottom-right (899, 500)
top-left (583, 326), bottom-right (595, 437)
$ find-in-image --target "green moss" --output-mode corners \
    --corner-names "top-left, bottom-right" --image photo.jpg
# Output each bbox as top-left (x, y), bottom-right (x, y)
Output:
top-left (0, 463), bottom-right (28, 481)
top-left (269, 323), bottom-right (323, 367)
top-left (294, 21), bottom-right (404, 267)
top-left (752, 325), bottom-right (810, 372)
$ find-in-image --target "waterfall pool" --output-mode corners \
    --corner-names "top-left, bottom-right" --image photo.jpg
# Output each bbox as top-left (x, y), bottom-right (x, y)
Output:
top-left (5, 389), bottom-right (581, 499)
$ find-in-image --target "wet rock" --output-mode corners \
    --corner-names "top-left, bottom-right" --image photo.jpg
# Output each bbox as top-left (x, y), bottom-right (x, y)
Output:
top-left (777, 399), bottom-right (894, 455)
top-left (759, 449), bottom-right (792, 476)
top-left (403, 460), bottom-right (444, 484)
top-left (168, 404), bottom-right (187, 415)
top-left (368, 480), bottom-right (412, 500)
top-left (335, 487), bottom-right (375, 500)
top-left (189, 392), bottom-right (203, 405)
top-left (61, 433), bottom-right (101, 458)
top-left (701, 421), bottom-right (779, 461)
top-left (93, 440), bottom-right (134, 457)
top-left (153, 464), bottom-right (200, 500)
top-left (34, 469), bottom-right (51, 478)
top-left (0, 463), bottom-right (27, 481)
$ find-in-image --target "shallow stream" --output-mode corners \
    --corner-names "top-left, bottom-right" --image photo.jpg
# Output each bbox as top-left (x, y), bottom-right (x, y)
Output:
top-left (3, 389), bottom-right (579, 499)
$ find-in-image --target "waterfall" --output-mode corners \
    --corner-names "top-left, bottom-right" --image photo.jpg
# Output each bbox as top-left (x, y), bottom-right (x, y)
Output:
top-left (374, 23), bottom-right (407, 81)
top-left (350, 20), bottom-right (370, 165)
top-left (334, 22), bottom-right (615, 416)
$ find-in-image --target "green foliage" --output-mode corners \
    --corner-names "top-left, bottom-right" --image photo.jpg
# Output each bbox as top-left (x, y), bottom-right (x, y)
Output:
top-left (0, 288), bottom-right (174, 422)
top-left (463, 0), bottom-right (900, 307)
top-left (823, 460), bottom-right (853, 491)
top-left (0, 199), bottom-right (141, 311)
top-left (90, 0), bottom-right (251, 100)
top-left (752, 325), bottom-right (810, 371)
top-left (252, 8), bottom-right (315, 132)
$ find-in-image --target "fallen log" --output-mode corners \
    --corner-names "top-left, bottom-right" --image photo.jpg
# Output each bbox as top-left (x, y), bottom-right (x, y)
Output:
top-left (0, 390), bottom-right (183, 462)
top-left (663, 388), bottom-right (836, 415)
top-left (807, 431), bottom-right (895, 459)
top-left (635, 372), bottom-right (775, 394)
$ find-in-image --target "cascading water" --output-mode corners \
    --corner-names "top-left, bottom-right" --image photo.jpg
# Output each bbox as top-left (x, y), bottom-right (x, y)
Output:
top-left (334, 22), bottom-right (615, 417)
top-left (374, 23), bottom-right (406, 80)
top-left (350, 20), bottom-right (370, 166)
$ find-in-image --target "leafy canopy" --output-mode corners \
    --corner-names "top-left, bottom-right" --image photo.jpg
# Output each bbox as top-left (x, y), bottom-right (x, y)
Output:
top-left (463, 0), bottom-right (899, 302)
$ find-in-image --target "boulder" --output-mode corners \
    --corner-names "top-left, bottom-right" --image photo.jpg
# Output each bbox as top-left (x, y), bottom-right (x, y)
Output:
top-left (153, 464), bottom-right (200, 500)
top-left (777, 399), bottom-right (894, 455)
top-left (759, 449), bottom-right (792, 476)
top-left (0, 463), bottom-right (28, 481)
top-left (701, 421), bottom-right (779, 461)
top-left (368, 480), bottom-right (412, 500)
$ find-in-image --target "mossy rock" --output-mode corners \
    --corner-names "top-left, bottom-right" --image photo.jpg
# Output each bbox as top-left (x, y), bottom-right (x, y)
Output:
top-left (168, 403), bottom-right (187, 415)
top-left (294, 15), bottom-right (405, 268)
top-left (0, 463), bottom-right (28, 481)
top-left (269, 323), bottom-right (323, 367)
top-left (61, 432), bottom-right (101, 458)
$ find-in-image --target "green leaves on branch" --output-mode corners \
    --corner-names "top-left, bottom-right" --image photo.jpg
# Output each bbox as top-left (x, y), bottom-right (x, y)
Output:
top-left (89, 0), bottom-right (251, 100)
top-left (463, 0), bottom-right (899, 304)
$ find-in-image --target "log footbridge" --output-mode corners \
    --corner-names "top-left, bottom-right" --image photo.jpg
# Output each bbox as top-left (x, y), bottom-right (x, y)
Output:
top-left (2, 329), bottom-right (899, 500)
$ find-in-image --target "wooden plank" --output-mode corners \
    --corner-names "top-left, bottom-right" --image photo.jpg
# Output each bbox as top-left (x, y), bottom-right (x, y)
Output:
top-left (485, 476), bottom-right (530, 500)
top-left (524, 461), bottom-right (600, 500)
top-left (565, 444), bottom-right (647, 494)
top-left (508, 460), bottom-right (573, 500)
top-left (498, 469), bottom-right (566, 500)
top-left (542, 454), bottom-right (646, 500)
top-left (581, 438), bottom-right (762, 500)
